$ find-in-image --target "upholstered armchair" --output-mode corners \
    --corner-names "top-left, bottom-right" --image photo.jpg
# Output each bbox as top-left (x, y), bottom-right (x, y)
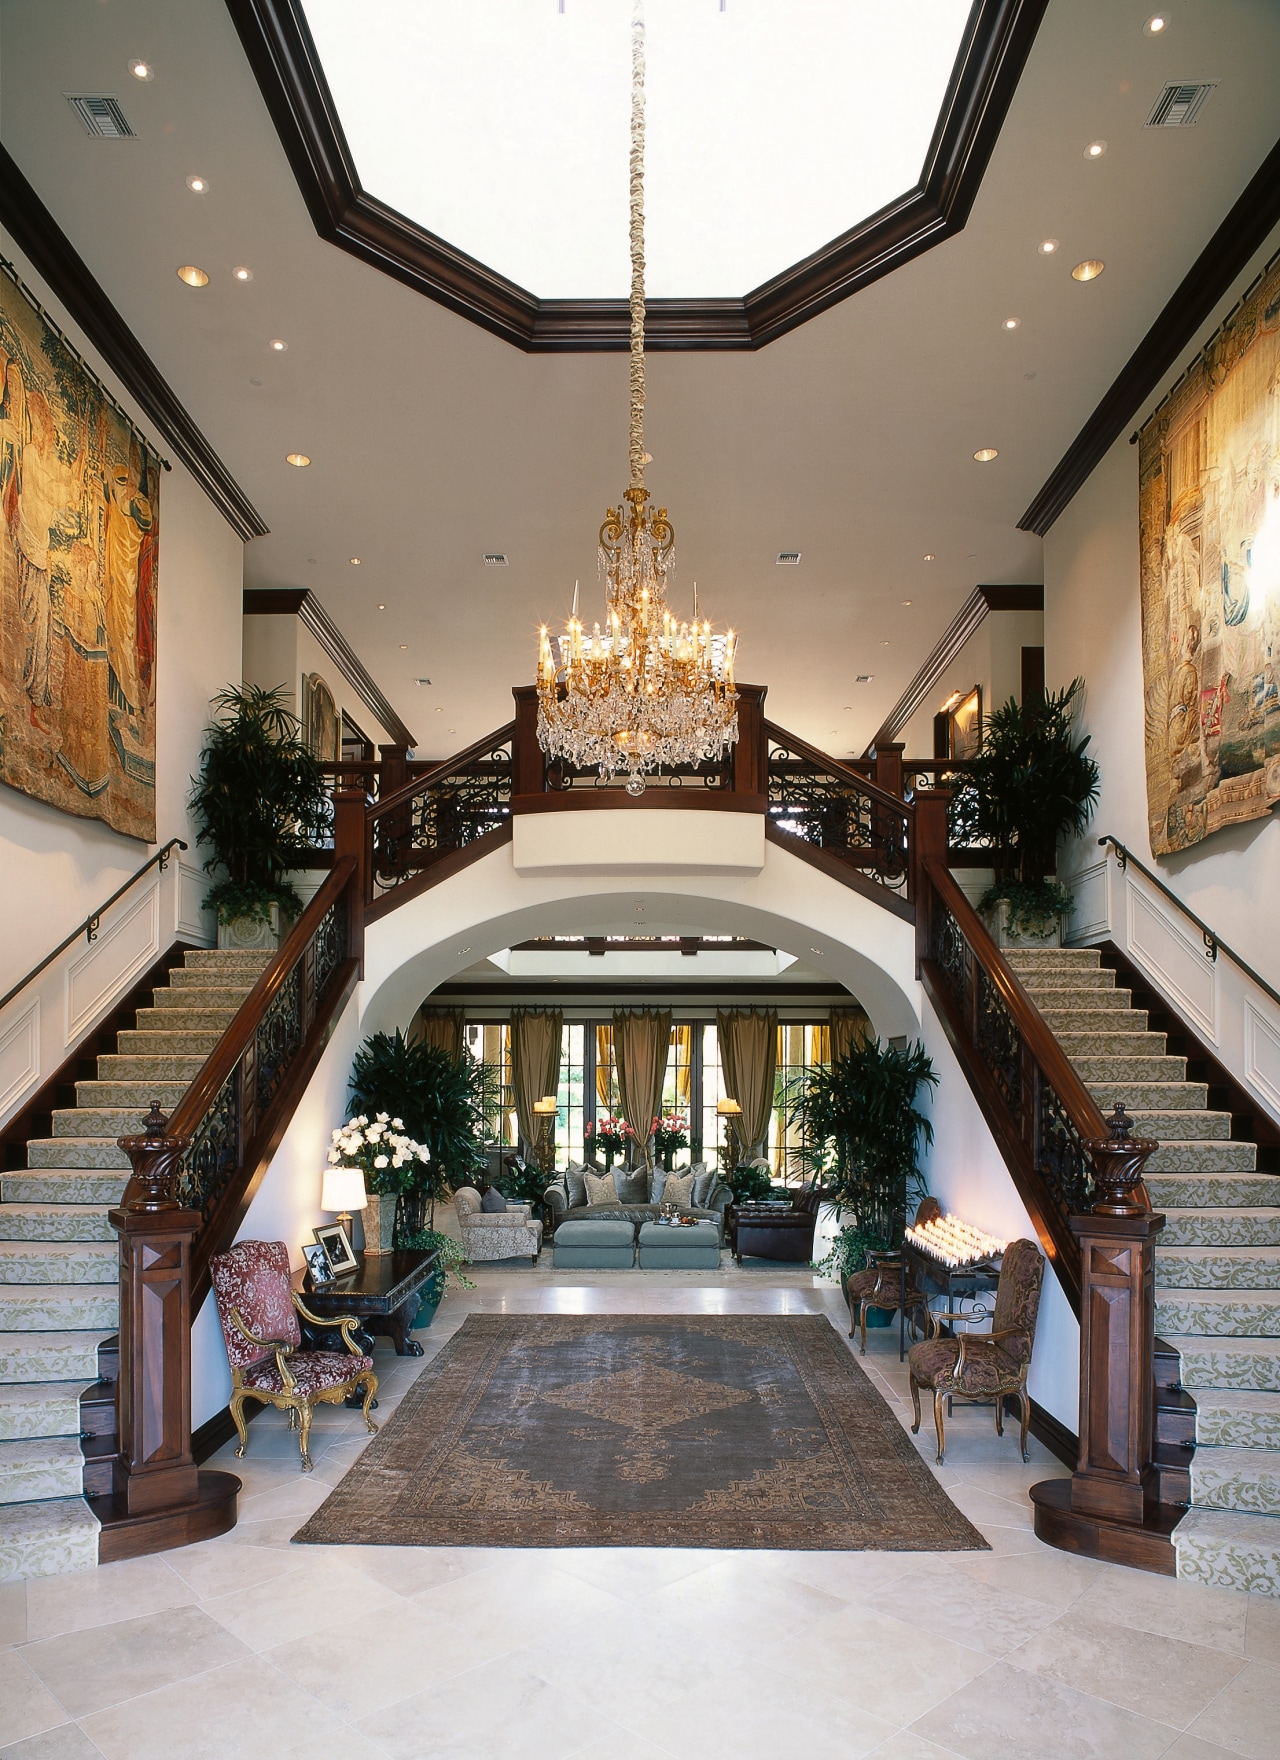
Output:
top-left (844, 1197), bottom-right (942, 1355)
top-left (453, 1186), bottom-right (543, 1263)
top-left (210, 1239), bottom-right (378, 1472)
top-left (908, 1237), bottom-right (1044, 1464)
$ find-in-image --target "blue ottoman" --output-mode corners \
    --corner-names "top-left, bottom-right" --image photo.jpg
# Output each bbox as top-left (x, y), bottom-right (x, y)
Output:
top-left (638, 1220), bottom-right (721, 1270)
top-left (553, 1219), bottom-right (636, 1269)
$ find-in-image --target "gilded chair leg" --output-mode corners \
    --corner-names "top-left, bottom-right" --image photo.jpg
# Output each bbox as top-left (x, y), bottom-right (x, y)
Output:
top-left (909, 1373), bottom-right (922, 1435)
top-left (229, 1392), bottom-right (249, 1459)
top-left (360, 1373), bottom-right (379, 1435)
top-left (932, 1388), bottom-right (947, 1465)
top-left (297, 1403), bottom-right (314, 1472)
top-left (1018, 1390), bottom-right (1031, 1463)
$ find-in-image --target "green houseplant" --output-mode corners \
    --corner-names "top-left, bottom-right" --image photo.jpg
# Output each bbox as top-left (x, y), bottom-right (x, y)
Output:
top-left (189, 683), bottom-right (331, 944)
top-left (948, 678), bottom-right (1100, 944)
top-left (790, 1038), bottom-right (937, 1270)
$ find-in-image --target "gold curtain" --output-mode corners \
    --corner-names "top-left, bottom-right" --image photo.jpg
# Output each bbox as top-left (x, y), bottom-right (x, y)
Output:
top-left (831, 1006), bottom-right (873, 1064)
top-left (612, 1008), bottom-right (671, 1167)
top-left (674, 1023), bottom-right (692, 1104)
top-left (596, 1025), bottom-right (614, 1107)
top-left (406, 1006), bottom-right (464, 1061)
top-left (509, 1007), bottom-right (563, 1154)
top-left (810, 1023), bottom-right (831, 1064)
top-left (717, 1007), bottom-right (777, 1160)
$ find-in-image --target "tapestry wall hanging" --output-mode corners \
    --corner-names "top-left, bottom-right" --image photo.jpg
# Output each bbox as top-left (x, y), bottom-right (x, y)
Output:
top-left (1, 263), bottom-right (161, 841)
top-left (1138, 252), bottom-right (1280, 855)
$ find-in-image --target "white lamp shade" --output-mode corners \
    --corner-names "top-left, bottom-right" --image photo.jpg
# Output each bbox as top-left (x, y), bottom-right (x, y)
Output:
top-left (321, 1167), bottom-right (367, 1212)
top-left (533, 1096), bottom-right (559, 1115)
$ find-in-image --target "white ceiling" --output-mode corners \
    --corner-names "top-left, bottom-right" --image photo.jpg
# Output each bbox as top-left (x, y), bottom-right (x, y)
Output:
top-left (300, 0), bottom-right (970, 299)
top-left (2, 0), bottom-right (1279, 759)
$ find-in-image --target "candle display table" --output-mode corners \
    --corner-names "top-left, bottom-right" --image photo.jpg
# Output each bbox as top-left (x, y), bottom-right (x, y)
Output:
top-left (899, 1240), bottom-right (1003, 1362)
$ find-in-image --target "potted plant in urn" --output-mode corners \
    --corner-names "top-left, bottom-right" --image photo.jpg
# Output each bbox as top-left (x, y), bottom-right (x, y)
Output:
top-left (948, 678), bottom-right (1100, 947)
top-left (189, 683), bottom-right (332, 949)
top-left (326, 1114), bottom-right (429, 1254)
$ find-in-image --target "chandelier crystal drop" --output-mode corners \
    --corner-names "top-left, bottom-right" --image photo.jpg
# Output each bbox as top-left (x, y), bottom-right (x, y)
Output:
top-left (535, 1), bottom-right (738, 794)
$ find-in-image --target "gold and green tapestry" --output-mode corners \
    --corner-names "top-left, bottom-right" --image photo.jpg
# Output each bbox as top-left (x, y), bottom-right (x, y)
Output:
top-left (1, 265), bottom-right (160, 841)
top-left (1138, 253), bottom-right (1280, 855)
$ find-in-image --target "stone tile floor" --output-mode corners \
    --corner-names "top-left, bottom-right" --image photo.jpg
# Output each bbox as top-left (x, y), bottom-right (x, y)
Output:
top-left (2, 1268), bottom-right (1278, 1760)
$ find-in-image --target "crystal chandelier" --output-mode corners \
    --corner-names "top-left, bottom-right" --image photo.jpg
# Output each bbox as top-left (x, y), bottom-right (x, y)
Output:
top-left (535, 1), bottom-right (738, 796)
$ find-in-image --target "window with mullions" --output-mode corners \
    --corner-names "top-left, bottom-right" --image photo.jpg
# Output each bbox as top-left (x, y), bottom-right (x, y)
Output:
top-left (769, 1023), bottom-right (831, 1184)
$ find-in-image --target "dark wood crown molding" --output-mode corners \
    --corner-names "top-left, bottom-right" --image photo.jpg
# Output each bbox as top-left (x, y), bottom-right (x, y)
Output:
top-left (0, 143), bottom-right (267, 542)
top-left (1019, 132), bottom-right (1280, 535)
top-left (243, 588), bottom-right (416, 747)
top-left (225, 0), bottom-right (1048, 353)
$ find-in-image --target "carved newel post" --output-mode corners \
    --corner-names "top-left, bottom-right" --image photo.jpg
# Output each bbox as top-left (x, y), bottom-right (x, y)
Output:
top-left (1069, 1104), bottom-right (1164, 1524)
top-left (110, 1103), bottom-right (201, 1515)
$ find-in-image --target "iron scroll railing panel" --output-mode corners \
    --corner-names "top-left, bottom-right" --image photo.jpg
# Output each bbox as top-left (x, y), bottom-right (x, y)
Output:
top-left (366, 729), bottom-right (515, 902)
top-left (766, 732), bottom-right (911, 900)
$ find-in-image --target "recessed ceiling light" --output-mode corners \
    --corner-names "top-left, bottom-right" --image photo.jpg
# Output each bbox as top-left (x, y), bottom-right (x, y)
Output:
top-left (377, 603), bottom-right (386, 611)
top-left (1024, 370), bottom-right (1037, 381)
top-left (902, 599), bottom-right (913, 606)
top-left (128, 60), bottom-right (153, 81)
top-left (810, 947), bottom-right (824, 956)
top-left (269, 338), bottom-right (288, 352)
top-left (448, 729), bottom-right (456, 734)
top-left (248, 377), bottom-right (262, 386)
top-left (285, 452), bottom-right (310, 467)
top-left (400, 644), bottom-right (409, 651)
top-left (881, 640), bottom-right (891, 646)
top-left (349, 557), bottom-right (361, 566)
top-left (434, 704), bottom-right (443, 710)
top-left (1072, 259), bottom-right (1105, 282)
top-left (232, 265), bottom-right (253, 282)
top-left (1038, 238), bottom-right (1059, 255)
top-left (1084, 140), bottom-right (1107, 159)
top-left (974, 447), bottom-right (999, 462)
top-left (1002, 318), bottom-right (1019, 331)
top-left (923, 553), bottom-right (935, 562)
top-left (843, 706), bottom-right (853, 712)
top-left (185, 174), bottom-right (209, 193)
top-left (1144, 14), bottom-right (1167, 35)
top-left (176, 265), bottom-right (208, 287)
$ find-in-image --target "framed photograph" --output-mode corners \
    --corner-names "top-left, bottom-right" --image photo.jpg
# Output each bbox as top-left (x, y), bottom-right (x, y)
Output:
top-left (302, 1242), bottom-right (334, 1287)
top-left (314, 1221), bottom-right (358, 1277)
top-left (948, 686), bottom-right (983, 761)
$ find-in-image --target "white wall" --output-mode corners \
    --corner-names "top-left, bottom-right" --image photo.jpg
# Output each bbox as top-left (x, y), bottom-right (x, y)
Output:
top-left (0, 236), bottom-right (244, 999)
top-left (241, 611), bottom-right (397, 751)
top-left (897, 607), bottom-right (1044, 759)
top-left (1046, 224), bottom-right (1280, 995)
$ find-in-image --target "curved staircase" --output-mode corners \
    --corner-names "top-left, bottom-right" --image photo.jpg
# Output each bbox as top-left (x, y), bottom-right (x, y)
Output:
top-left (0, 948), bottom-right (269, 1582)
top-left (1005, 945), bottom-right (1280, 1599)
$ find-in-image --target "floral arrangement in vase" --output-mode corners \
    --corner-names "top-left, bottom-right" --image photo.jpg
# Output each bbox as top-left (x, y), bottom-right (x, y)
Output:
top-left (652, 1111), bottom-right (689, 1171)
top-left (585, 1112), bottom-right (632, 1169)
top-left (327, 1113), bottom-right (431, 1255)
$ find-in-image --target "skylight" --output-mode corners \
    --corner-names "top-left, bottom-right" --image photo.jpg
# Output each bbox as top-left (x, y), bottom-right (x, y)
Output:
top-left (301, 0), bottom-right (972, 299)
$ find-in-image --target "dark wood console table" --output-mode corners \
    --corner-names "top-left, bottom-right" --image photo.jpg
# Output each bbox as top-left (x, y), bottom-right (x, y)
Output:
top-left (900, 1241), bottom-right (1002, 1362)
top-left (293, 1248), bottom-right (440, 1357)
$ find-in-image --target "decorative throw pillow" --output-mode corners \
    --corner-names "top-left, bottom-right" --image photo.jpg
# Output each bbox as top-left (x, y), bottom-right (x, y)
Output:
top-left (564, 1163), bottom-right (588, 1208)
top-left (689, 1165), bottom-right (714, 1208)
top-left (661, 1172), bottom-right (695, 1209)
top-left (480, 1186), bottom-right (508, 1214)
top-left (615, 1167), bottom-right (649, 1204)
top-left (648, 1168), bottom-right (668, 1204)
top-left (584, 1170), bottom-right (618, 1206)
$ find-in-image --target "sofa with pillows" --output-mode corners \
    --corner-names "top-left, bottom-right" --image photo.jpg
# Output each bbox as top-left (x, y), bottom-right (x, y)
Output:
top-left (542, 1162), bottom-right (734, 1238)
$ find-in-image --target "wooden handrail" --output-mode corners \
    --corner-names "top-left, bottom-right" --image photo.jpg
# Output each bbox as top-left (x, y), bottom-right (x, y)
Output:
top-left (764, 721), bottom-right (910, 815)
top-left (368, 723), bottom-right (515, 820)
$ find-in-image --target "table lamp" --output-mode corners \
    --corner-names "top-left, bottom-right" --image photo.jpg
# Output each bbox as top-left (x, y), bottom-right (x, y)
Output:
top-left (532, 1096), bottom-right (558, 1181)
top-left (716, 1097), bottom-right (742, 1170)
top-left (321, 1166), bottom-right (367, 1234)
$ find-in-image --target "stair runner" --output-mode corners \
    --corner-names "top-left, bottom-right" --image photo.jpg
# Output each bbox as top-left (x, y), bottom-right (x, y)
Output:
top-left (1005, 946), bottom-right (1280, 1599)
top-left (0, 949), bottom-right (270, 1583)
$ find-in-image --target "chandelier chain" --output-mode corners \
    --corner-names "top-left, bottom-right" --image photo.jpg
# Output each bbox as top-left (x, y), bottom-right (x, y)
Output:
top-left (628, 0), bottom-right (646, 491)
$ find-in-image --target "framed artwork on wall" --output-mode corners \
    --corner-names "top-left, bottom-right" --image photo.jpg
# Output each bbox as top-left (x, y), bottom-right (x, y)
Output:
top-left (302, 671), bottom-right (339, 761)
top-left (947, 686), bottom-right (983, 760)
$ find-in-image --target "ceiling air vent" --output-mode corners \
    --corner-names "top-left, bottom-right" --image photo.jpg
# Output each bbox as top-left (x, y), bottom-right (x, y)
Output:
top-left (483, 553), bottom-right (509, 567)
top-left (855, 674), bottom-right (874, 683)
top-left (66, 94), bottom-right (135, 138)
top-left (776, 551), bottom-right (801, 565)
top-left (1147, 82), bottom-right (1217, 127)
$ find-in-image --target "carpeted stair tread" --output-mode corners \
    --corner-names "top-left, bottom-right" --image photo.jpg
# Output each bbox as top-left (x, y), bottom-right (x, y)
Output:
top-left (168, 966), bottom-right (263, 989)
top-left (1072, 1054), bottom-right (1189, 1082)
top-left (1017, 967), bottom-right (1116, 989)
top-left (0, 1496), bottom-right (100, 1583)
top-left (1088, 1082), bottom-right (1209, 1110)
top-left (131, 1007), bottom-right (240, 1033)
top-left (1161, 1208), bottom-right (1280, 1247)
top-left (149, 986), bottom-right (252, 1009)
top-left (1190, 1445), bottom-right (1280, 1516)
top-left (0, 1436), bottom-right (84, 1504)
top-left (115, 1030), bottom-right (223, 1055)
top-left (1057, 1031), bottom-right (1169, 1057)
top-left (74, 1080), bottom-right (189, 1109)
top-left (1, 1174), bottom-right (126, 1206)
top-left (1156, 1287), bottom-right (1280, 1338)
top-left (1173, 1507), bottom-right (1280, 1597)
top-left (1194, 1389), bottom-right (1280, 1450)
top-left (0, 1286), bottom-right (118, 1332)
top-left (51, 1106), bottom-right (180, 1139)
top-left (0, 1332), bottom-right (110, 1384)
top-left (0, 1381), bottom-right (83, 1440)
top-left (0, 1204), bottom-right (115, 1243)
top-left (1127, 1110), bottom-right (1233, 1140)
top-left (181, 949), bottom-right (272, 972)
top-left (1147, 1172), bottom-right (1280, 1208)
top-left (1173, 1336), bottom-right (1280, 1392)
top-left (1041, 1007), bottom-right (1150, 1033)
top-left (94, 1054), bottom-right (209, 1080)
top-left (26, 1139), bottom-right (130, 1171)
top-left (1156, 1245), bottom-right (1280, 1290)
top-left (1147, 1141), bottom-right (1257, 1174)
top-left (0, 1242), bottom-right (118, 1286)
top-left (1020, 987), bottom-right (1130, 1010)
top-left (1003, 948), bottom-right (1101, 968)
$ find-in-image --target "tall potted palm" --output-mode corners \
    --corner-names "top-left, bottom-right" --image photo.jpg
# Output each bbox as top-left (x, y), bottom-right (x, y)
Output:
top-left (189, 684), bottom-right (332, 948)
top-left (948, 678), bottom-right (1100, 945)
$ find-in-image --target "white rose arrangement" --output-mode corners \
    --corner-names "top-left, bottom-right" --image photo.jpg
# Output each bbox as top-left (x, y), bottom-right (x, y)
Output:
top-left (327, 1112), bottom-right (431, 1195)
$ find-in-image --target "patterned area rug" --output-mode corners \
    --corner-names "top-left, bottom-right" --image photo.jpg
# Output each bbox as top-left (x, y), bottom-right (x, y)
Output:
top-left (293, 1315), bottom-right (988, 1551)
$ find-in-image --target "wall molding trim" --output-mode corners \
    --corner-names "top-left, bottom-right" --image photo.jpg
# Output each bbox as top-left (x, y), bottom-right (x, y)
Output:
top-left (1018, 132), bottom-right (1280, 535)
top-left (225, 0), bottom-right (1048, 353)
top-left (243, 588), bottom-right (416, 748)
top-left (0, 144), bottom-right (267, 542)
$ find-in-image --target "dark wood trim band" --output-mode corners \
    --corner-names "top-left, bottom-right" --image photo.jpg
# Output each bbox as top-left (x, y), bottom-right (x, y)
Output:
top-left (243, 588), bottom-right (416, 747)
top-left (364, 824), bottom-right (514, 925)
top-left (0, 144), bottom-right (267, 541)
top-left (225, 0), bottom-right (1048, 352)
top-left (1018, 133), bottom-right (1280, 535)
top-left (765, 823), bottom-right (916, 925)
top-left (511, 791), bottom-right (766, 816)
top-left (1028, 1477), bottom-right (1178, 1575)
